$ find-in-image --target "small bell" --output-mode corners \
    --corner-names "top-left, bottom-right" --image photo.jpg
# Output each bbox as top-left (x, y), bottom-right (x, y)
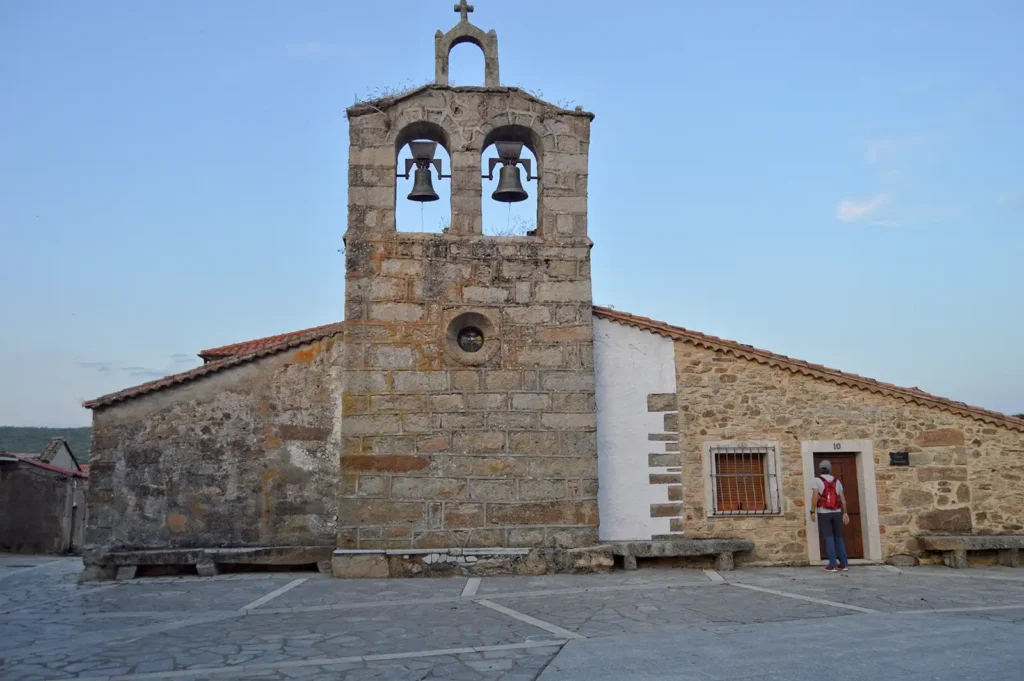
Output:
top-left (492, 164), bottom-right (528, 203)
top-left (408, 166), bottom-right (439, 202)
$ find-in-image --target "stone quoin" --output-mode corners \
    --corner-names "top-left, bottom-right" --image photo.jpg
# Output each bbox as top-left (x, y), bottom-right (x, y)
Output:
top-left (80, 5), bottom-right (1024, 580)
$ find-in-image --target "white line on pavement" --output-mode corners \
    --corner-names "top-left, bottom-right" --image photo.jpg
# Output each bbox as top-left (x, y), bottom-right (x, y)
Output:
top-left (897, 603), bottom-right (1024, 614)
top-left (895, 570), bottom-right (1024, 583)
top-left (41, 639), bottom-right (569, 681)
top-left (731, 582), bottom-right (879, 613)
top-left (476, 598), bottom-right (586, 640)
top-left (239, 577), bottom-right (307, 611)
top-left (0, 560), bottom-right (66, 582)
top-left (703, 569), bottom-right (725, 583)
top-left (461, 576), bottom-right (482, 598)
top-left (479, 580), bottom-right (719, 601)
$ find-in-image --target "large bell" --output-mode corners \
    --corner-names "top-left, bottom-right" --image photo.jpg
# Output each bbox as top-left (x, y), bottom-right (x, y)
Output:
top-left (492, 164), bottom-right (528, 203)
top-left (408, 166), bottom-right (439, 202)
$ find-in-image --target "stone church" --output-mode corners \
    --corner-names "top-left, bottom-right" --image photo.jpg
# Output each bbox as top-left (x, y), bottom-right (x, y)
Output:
top-left (82, 6), bottom-right (1024, 580)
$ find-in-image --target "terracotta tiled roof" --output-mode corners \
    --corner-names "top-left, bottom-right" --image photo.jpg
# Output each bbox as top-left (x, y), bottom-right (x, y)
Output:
top-left (79, 464), bottom-right (90, 475)
top-left (593, 306), bottom-right (1024, 432)
top-left (85, 306), bottom-right (1023, 432)
top-left (85, 323), bottom-right (344, 410)
top-left (198, 322), bottom-right (343, 361)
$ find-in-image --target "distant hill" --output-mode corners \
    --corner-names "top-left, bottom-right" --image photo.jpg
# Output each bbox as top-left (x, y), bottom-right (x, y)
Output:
top-left (0, 426), bottom-right (92, 462)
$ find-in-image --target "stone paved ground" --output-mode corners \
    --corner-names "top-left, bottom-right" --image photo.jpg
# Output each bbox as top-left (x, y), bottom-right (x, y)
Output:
top-left (1, 555), bottom-right (1022, 681)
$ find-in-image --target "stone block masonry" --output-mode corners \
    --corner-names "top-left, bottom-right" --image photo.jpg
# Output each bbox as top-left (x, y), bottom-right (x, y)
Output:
top-left (340, 234), bottom-right (598, 551)
top-left (84, 336), bottom-right (343, 570)
top-left (672, 340), bottom-right (1024, 565)
top-left (647, 392), bottom-right (682, 532)
top-left (341, 83), bottom-right (597, 553)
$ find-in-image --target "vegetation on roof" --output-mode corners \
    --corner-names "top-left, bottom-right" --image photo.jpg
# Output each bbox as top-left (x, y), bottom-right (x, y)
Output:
top-left (0, 427), bottom-right (91, 462)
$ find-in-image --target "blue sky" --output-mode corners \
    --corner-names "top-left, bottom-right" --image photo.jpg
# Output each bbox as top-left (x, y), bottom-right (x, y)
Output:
top-left (1, 1), bottom-right (1022, 427)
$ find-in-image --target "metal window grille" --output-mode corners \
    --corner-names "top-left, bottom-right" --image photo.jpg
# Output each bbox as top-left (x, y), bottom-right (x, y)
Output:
top-left (710, 445), bottom-right (779, 516)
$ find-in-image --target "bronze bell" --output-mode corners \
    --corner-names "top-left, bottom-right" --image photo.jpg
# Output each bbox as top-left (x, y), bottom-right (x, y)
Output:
top-left (408, 166), bottom-right (439, 202)
top-left (492, 164), bottom-right (528, 203)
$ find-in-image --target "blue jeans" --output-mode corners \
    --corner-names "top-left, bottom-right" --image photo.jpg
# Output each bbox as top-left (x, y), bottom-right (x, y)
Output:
top-left (818, 512), bottom-right (848, 568)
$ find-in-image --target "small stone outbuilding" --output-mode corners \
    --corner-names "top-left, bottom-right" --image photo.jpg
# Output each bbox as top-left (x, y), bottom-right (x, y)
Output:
top-left (0, 439), bottom-right (88, 555)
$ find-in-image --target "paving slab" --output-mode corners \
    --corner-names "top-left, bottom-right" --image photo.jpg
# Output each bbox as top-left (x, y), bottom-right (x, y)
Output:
top-left (3, 559), bottom-right (1022, 681)
top-left (265, 574), bottom-right (468, 608)
top-left (496, 582), bottom-right (850, 638)
top-left (538, 613), bottom-right (1024, 681)
top-left (475, 569), bottom-right (713, 596)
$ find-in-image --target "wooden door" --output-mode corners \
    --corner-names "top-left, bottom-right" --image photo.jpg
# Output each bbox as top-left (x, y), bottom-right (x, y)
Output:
top-left (814, 453), bottom-right (864, 559)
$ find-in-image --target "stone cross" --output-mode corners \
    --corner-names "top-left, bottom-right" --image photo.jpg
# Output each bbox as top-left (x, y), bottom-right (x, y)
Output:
top-left (454, 0), bottom-right (474, 22)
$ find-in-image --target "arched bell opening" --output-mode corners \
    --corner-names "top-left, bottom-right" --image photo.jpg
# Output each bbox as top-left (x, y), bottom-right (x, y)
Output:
top-left (447, 38), bottom-right (486, 86)
top-left (394, 122), bottom-right (452, 233)
top-left (481, 125), bottom-right (541, 236)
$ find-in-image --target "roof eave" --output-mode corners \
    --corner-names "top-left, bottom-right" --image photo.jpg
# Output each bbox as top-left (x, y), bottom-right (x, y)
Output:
top-left (592, 306), bottom-right (1024, 433)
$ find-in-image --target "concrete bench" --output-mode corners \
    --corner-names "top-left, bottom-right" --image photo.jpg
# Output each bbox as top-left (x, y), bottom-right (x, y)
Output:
top-left (918, 535), bottom-right (1024, 569)
top-left (608, 538), bottom-right (755, 571)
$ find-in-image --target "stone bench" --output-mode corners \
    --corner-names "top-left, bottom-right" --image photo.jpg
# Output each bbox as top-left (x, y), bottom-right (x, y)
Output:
top-left (80, 545), bottom-right (335, 581)
top-left (608, 538), bottom-right (755, 571)
top-left (918, 535), bottom-right (1024, 569)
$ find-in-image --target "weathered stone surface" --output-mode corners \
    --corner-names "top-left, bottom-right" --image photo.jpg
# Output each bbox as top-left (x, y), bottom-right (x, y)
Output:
top-left (899, 489), bottom-right (934, 508)
top-left (329, 545), bottom-right (612, 578)
top-left (331, 553), bottom-right (389, 578)
top-left (673, 337), bottom-right (1024, 566)
top-left (81, 545), bottom-right (337, 579)
top-left (888, 553), bottom-right (919, 567)
top-left (916, 466), bottom-right (969, 482)
top-left (0, 461), bottom-right (85, 555)
top-left (650, 503), bottom-right (683, 518)
top-left (277, 425), bottom-right (331, 441)
top-left (84, 337), bottom-right (343, 564)
top-left (647, 393), bottom-right (678, 412)
top-left (944, 548), bottom-right (969, 568)
top-left (915, 428), bottom-right (966, 447)
top-left (486, 501), bottom-right (598, 526)
top-left (608, 538), bottom-right (754, 559)
top-left (918, 535), bottom-right (1024, 551)
top-left (917, 507), bottom-right (973, 533)
top-left (341, 455), bottom-right (431, 474)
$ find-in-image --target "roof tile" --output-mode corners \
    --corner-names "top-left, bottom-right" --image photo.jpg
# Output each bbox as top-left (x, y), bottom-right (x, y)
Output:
top-left (84, 322), bottom-right (344, 410)
top-left (198, 322), bottom-right (343, 360)
top-left (592, 306), bottom-right (1024, 432)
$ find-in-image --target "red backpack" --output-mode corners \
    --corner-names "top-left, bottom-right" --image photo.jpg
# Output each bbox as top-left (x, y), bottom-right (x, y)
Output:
top-left (817, 476), bottom-right (841, 510)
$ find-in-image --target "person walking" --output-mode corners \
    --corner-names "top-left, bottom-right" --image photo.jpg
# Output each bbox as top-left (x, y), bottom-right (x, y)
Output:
top-left (810, 460), bottom-right (850, 572)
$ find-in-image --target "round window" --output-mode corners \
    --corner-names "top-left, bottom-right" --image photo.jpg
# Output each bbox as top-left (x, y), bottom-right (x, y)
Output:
top-left (457, 326), bottom-right (485, 353)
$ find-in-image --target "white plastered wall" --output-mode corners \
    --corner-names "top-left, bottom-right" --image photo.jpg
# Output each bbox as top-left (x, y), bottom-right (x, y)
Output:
top-left (593, 316), bottom-right (677, 540)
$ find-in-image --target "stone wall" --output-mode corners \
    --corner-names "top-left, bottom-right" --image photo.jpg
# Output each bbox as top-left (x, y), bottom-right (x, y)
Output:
top-left (85, 337), bottom-right (342, 558)
top-left (672, 341), bottom-right (1024, 565)
top-left (340, 85), bottom-right (598, 551)
top-left (0, 463), bottom-right (80, 554)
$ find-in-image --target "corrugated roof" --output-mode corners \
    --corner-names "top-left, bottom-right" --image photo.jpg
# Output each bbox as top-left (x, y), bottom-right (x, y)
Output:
top-left (593, 306), bottom-right (1024, 432)
top-left (3, 454), bottom-right (88, 479)
top-left (84, 323), bottom-right (344, 410)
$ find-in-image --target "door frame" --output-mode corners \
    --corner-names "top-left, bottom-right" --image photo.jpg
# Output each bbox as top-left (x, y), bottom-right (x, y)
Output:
top-left (801, 440), bottom-right (882, 563)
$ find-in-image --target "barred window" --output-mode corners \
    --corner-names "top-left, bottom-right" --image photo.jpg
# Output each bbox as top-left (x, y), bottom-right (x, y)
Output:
top-left (708, 444), bottom-right (781, 516)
